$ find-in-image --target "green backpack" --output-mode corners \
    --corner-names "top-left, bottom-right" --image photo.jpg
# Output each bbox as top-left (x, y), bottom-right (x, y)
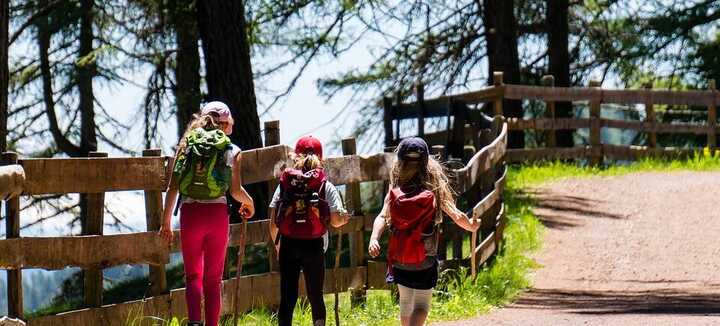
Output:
top-left (174, 128), bottom-right (232, 200)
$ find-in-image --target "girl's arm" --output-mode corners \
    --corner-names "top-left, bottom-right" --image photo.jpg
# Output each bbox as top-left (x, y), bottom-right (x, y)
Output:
top-left (440, 199), bottom-right (479, 232)
top-left (268, 207), bottom-right (279, 253)
top-left (368, 195), bottom-right (390, 258)
top-left (231, 151), bottom-right (255, 219)
top-left (329, 212), bottom-right (349, 228)
top-left (159, 167), bottom-right (178, 244)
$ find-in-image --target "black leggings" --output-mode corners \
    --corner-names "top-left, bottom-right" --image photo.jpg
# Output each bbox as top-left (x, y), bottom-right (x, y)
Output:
top-left (278, 237), bottom-right (326, 326)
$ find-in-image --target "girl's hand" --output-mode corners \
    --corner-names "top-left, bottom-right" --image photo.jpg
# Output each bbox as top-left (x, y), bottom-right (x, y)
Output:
top-left (158, 225), bottom-right (173, 244)
top-left (468, 215), bottom-right (480, 232)
top-left (240, 202), bottom-right (255, 219)
top-left (368, 238), bottom-right (381, 258)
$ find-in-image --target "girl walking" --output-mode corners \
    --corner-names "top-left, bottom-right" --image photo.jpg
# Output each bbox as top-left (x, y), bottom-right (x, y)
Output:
top-left (159, 101), bottom-right (255, 326)
top-left (268, 136), bottom-right (349, 326)
top-left (368, 137), bottom-right (479, 326)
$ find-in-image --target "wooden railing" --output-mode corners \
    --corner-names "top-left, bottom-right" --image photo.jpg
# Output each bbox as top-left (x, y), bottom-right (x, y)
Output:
top-left (384, 72), bottom-right (717, 165)
top-left (0, 119), bottom-right (508, 326)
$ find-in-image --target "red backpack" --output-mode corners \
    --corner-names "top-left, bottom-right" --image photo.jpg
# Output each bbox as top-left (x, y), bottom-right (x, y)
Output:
top-left (387, 187), bottom-right (439, 267)
top-left (275, 168), bottom-right (330, 239)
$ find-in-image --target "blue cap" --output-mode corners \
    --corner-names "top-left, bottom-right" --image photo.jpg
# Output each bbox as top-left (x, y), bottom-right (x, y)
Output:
top-left (397, 137), bottom-right (429, 162)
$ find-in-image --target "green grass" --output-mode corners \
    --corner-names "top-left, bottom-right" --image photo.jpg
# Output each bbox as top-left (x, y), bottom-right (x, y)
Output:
top-left (509, 151), bottom-right (720, 189)
top-left (126, 153), bottom-right (720, 326)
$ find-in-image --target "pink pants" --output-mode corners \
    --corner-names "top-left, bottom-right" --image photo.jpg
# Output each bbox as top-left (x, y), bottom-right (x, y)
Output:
top-left (180, 203), bottom-right (229, 326)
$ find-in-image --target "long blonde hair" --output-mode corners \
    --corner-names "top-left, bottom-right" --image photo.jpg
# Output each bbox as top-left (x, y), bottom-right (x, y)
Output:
top-left (389, 153), bottom-right (456, 217)
top-left (176, 113), bottom-right (221, 157)
top-left (292, 153), bottom-right (323, 171)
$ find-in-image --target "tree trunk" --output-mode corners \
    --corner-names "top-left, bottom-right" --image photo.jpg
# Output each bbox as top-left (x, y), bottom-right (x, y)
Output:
top-left (78, 0), bottom-right (98, 231)
top-left (483, 0), bottom-right (523, 148)
top-left (547, 0), bottom-right (574, 148)
top-left (197, 0), bottom-right (267, 220)
top-left (38, 0), bottom-right (82, 157)
top-left (172, 0), bottom-right (201, 139)
top-left (0, 0), bottom-right (8, 153)
top-left (196, 0), bottom-right (262, 150)
top-left (78, 0), bottom-right (97, 155)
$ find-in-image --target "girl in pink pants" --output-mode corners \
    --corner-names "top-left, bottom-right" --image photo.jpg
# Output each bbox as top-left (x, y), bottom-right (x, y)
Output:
top-left (159, 102), bottom-right (255, 326)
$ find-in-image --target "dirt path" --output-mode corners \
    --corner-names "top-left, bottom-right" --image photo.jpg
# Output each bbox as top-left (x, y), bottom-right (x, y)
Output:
top-left (438, 171), bottom-right (720, 326)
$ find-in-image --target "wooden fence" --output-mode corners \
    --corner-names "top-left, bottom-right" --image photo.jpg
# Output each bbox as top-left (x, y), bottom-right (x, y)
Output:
top-left (0, 119), bottom-right (508, 326)
top-left (384, 72), bottom-right (718, 165)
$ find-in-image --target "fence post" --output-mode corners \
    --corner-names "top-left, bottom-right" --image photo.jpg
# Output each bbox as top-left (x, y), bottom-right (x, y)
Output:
top-left (394, 91), bottom-right (403, 141)
top-left (142, 149), bottom-right (168, 296)
top-left (415, 82), bottom-right (425, 138)
top-left (383, 97), bottom-right (394, 147)
top-left (341, 137), bottom-right (367, 306)
top-left (492, 72), bottom-right (504, 116)
top-left (542, 75), bottom-right (557, 148)
top-left (2, 152), bottom-right (22, 319)
top-left (589, 80), bottom-right (602, 166)
top-left (644, 83), bottom-right (657, 150)
top-left (264, 120), bottom-right (281, 272)
top-left (708, 80), bottom-right (717, 151)
top-left (81, 151), bottom-right (107, 307)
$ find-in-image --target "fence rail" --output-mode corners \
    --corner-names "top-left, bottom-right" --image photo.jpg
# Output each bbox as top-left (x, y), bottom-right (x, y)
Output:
top-left (384, 72), bottom-right (717, 165)
top-left (0, 119), bottom-right (507, 325)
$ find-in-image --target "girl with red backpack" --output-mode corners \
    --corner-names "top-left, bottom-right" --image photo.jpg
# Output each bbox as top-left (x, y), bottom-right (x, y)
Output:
top-left (158, 101), bottom-right (255, 326)
top-left (368, 137), bottom-right (479, 326)
top-left (268, 136), bottom-right (350, 326)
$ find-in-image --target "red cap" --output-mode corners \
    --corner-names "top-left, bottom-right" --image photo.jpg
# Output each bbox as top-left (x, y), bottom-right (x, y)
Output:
top-left (295, 136), bottom-right (323, 159)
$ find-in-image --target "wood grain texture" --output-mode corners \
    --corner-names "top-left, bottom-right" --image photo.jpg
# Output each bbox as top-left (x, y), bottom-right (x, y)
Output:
top-left (19, 157), bottom-right (167, 194)
top-left (27, 267), bottom-right (367, 326)
top-left (507, 117), bottom-right (589, 131)
top-left (470, 167), bottom-right (507, 221)
top-left (453, 122), bottom-right (507, 194)
top-left (0, 233), bottom-right (169, 269)
top-left (0, 164), bottom-right (24, 199)
top-left (506, 146), bottom-right (590, 163)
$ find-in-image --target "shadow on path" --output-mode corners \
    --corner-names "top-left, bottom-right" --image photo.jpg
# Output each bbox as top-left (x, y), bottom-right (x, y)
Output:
top-left (512, 287), bottom-right (720, 316)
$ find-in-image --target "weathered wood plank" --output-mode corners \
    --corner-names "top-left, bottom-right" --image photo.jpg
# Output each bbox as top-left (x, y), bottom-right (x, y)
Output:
top-left (603, 89), bottom-right (714, 106)
top-left (367, 260), bottom-right (390, 290)
top-left (239, 144), bottom-right (292, 185)
top-left (452, 122), bottom-right (507, 194)
top-left (601, 119), bottom-right (709, 134)
top-left (505, 84), bottom-right (599, 101)
top-left (506, 117), bottom-right (589, 131)
top-left (0, 233), bottom-right (169, 270)
top-left (324, 152), bottom-right (395, 185)
top-left (505, 84), bottom-right (716, 106)
top-left (393, 86), bottom-right (502, 120)
top-left (19, 157), bottom-right (167, 195)
top-left (0, 164), bottom-right (24, 199)
top-left (474, 230), bottom-right (497, 266)
top-left (470, 167), bottom-right (507, 221)
top-left (27, 267), bottom-right (367, 326)
top-left (506, 146), bottom-right (590, 163)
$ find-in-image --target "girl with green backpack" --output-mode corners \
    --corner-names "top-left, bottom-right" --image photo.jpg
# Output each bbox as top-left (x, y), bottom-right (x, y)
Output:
top-left (159, 101), bottom-right (255, 326)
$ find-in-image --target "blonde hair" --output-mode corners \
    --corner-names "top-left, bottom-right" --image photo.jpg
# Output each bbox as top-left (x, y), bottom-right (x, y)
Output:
top-left (272, 152), bottom-right (323, 179)
top-left (389, 153), bottom-right (456, 220)
top-left (176, 113), bottom-right (221, 157)
top-left (292, 153), bottom-right (323, 171)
